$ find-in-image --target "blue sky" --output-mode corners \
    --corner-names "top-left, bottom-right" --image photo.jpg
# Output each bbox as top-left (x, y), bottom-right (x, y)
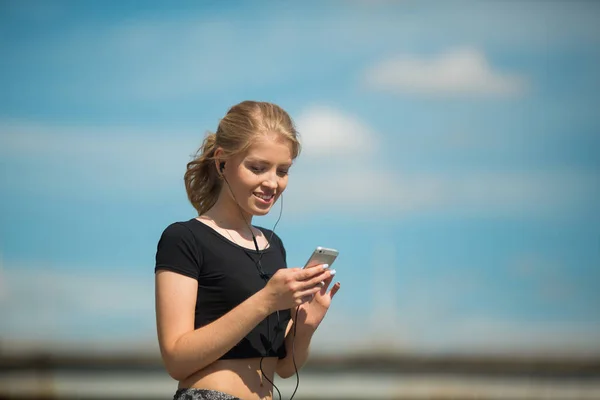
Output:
top-left (1, 1), bottom-right (599, 356)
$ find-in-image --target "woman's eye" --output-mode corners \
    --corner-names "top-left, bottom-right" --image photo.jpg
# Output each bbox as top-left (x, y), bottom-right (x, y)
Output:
top-left (248, 164), bottom-right (289, 176)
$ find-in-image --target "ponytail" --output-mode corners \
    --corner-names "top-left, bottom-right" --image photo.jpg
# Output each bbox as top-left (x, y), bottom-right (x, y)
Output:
top-left (184, 133), bottom-right (222, 215)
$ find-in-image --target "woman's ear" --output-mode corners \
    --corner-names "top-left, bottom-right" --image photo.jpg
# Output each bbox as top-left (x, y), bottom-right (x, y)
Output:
top-left (213, 147), bottom-right (224, 175)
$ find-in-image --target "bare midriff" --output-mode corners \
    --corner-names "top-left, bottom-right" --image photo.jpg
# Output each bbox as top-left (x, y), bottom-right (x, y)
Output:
top-left (179, 357), bottom-right (280, 400)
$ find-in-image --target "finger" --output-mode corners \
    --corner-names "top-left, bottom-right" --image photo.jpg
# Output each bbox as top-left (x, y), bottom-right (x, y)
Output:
top-left (298, 265), bottom-right (329, 281)
top-left (317, 275), bottom-right (334, 294)
top-left (329, 282), bottom-right (341, 299)
top-left (277, 268), bottom-right (301, 280)
top-left (298, 264), bottom-right (330, 281)
top-left (295, 294), bottom-right (313, 305)
top-left (297, 285), bottom-right (323, 299)
top-left (304, 262), bottom-right (328, 270)
top-left (300, 269), bottom-right (334, 290)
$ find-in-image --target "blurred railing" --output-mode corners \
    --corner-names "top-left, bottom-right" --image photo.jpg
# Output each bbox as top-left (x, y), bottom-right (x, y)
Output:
top-left (2, 352), bottom-right (600, 399)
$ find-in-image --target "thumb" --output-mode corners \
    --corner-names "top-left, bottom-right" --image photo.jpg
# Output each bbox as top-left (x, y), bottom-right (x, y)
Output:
top-left (329, 282), bottom-right (341, 300)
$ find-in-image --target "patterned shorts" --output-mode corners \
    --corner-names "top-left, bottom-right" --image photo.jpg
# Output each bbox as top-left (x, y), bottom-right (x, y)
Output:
top-left (173, 388), bottom-right (241, 400)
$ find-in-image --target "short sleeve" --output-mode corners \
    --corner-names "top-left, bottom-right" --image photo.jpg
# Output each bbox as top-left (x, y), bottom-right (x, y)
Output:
top-left (155, 222), bottom-right (202, 280)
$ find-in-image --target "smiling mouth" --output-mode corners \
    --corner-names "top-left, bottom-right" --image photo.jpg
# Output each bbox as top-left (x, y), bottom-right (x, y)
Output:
top-left (253, 192), bottom-right (274, 201)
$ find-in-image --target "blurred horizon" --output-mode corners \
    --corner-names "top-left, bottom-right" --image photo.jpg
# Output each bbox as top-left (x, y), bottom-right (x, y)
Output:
top-left (1, 0), bottom-right (600, 361)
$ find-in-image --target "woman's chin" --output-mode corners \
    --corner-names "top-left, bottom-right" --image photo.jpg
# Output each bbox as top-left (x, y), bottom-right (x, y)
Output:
top-left (251, 207), bottom-right (271, 216)
top-left (249, 199), bottom-right (274, 216)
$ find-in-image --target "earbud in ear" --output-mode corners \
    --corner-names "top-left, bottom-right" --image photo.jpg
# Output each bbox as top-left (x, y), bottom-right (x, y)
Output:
top-left (219, 162), bottom-right (225, 173)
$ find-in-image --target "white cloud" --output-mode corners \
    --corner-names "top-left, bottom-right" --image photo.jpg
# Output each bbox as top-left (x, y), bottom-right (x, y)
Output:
top-left (0, 121), bottom-right (200, 197)
top-left (2, 117), bottom-right (596, 218)
top-left (294, 105), bottom-right (376, 157)
top-left (364, 47), bottom-right (527, 96)
top-left (40, 15), bottom-right (304, 101)
top-left (0, 107), bottom-right (380, 198)
top-left (424, 316), bottom-right (600, 356)
top-left (312, 312), bottom-right (600, 357)
top-left (0, 263), bottom-right (156, 343)
top-left (284, 168), bottom-right (598, 218)
top-left (4, 260), bottom-right (599, 357)
top-left (0, 121), bottom-right (194, 160)
top-left (6, 2), bottom-right (599, 105)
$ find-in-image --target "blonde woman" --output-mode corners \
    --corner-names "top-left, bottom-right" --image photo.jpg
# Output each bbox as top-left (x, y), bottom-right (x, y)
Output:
top-left (155, 101), bottom-right (341, 400)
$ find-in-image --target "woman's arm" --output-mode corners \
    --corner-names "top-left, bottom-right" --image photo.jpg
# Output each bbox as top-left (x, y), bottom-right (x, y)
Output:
top-left (276, 272), bottom-right (341, 379)
top-left (155, 266), bottom-right (333, 381)
top-left (275, 314), bottom-right (315, 379)
top-left (155, 270), bottom-right (272, 381)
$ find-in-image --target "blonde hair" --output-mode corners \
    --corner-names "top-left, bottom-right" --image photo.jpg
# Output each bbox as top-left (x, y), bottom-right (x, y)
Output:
top-left (184, 101), bottom-right (301, 215)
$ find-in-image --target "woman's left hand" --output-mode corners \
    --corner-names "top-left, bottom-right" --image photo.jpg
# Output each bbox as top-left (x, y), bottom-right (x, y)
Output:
top-left (293, 266), bottom-right (341, 330)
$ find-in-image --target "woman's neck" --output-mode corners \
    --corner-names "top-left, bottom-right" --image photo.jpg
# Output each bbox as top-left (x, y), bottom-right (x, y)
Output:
top-left (203, 197), bottom-right (253, 232)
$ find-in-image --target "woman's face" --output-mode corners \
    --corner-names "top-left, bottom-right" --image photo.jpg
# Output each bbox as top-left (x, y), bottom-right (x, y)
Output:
top-left (220, 133), bottom-right (293, 218)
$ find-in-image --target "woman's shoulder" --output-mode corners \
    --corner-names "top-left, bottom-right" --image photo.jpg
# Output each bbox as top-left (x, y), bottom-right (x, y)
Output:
top-left (161, 219), bottom-right (198, 236)
top-left (159, 219), bottom-right (217, 247)
top-left (156, 219), bottom-right (204, 278)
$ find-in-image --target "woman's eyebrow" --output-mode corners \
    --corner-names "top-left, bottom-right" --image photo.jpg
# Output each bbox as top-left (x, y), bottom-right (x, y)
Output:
top-left (245, 157), bottom-right (292, 166)
top-left (245, 157), bottom-right (269, 163)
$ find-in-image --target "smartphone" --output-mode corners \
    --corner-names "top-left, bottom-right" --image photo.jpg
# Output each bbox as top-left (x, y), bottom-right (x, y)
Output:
top-left (303, 246), bottom-right (339, 269)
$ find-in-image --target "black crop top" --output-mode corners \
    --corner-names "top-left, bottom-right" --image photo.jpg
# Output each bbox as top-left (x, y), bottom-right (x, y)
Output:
top-left (154, 218), bottom-right (291, 360)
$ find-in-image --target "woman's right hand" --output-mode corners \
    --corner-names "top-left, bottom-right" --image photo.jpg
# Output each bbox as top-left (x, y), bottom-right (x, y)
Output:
top-left (261, 265), bottom-right (333, 313)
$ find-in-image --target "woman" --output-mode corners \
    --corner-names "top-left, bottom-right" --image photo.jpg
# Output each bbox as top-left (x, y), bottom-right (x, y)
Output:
top-left (155, 101), bottom-right (341, 400)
